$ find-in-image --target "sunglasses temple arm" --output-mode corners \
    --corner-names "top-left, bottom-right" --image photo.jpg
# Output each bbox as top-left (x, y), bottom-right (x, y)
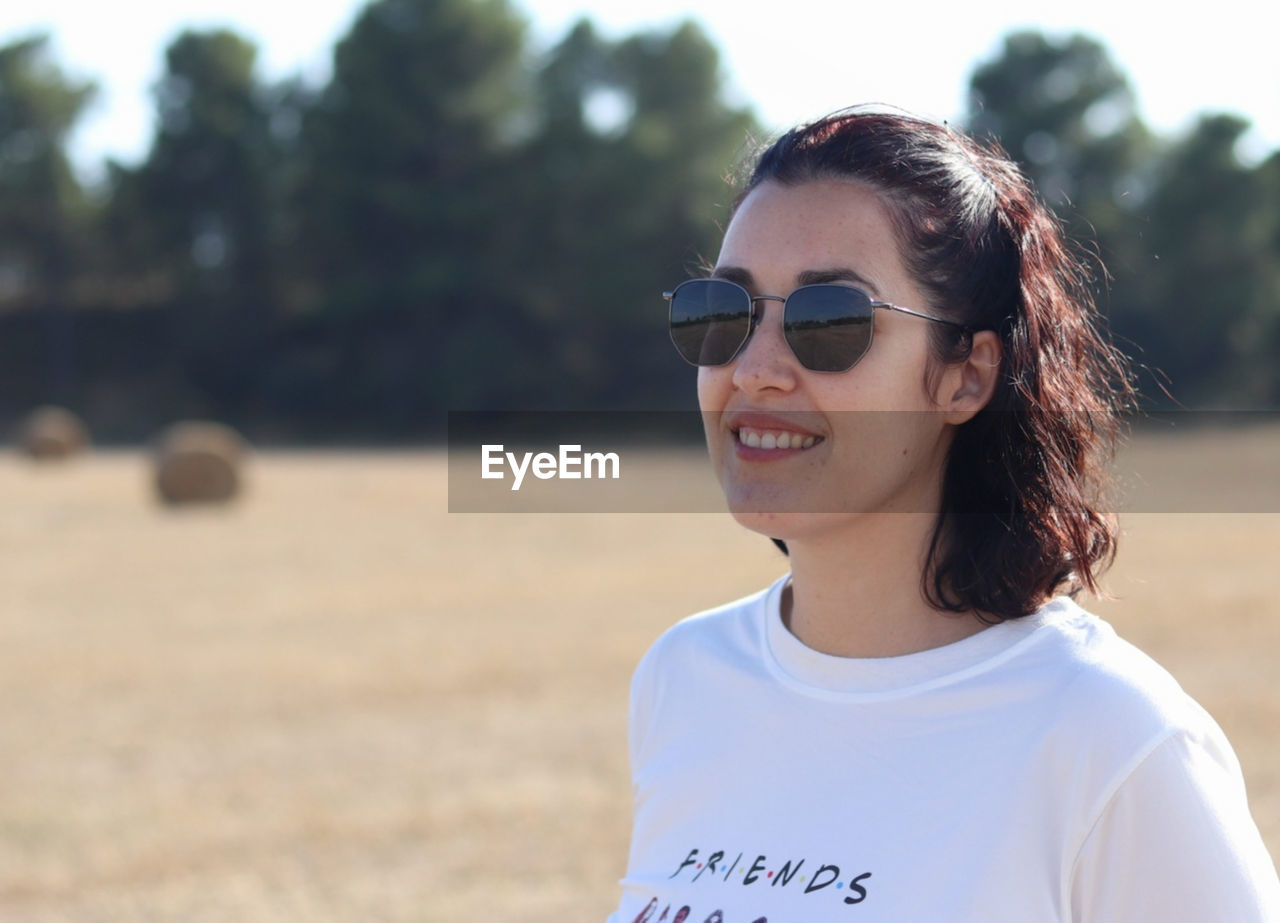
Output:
top-left (880, 302), bottom-right (969, 331)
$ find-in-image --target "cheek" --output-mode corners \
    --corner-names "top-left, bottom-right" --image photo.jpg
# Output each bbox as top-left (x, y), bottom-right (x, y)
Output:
top-left (696, 366), bottom-right (730, 412)
top-left (817, 340), bottom-right (937, 412)
top-left (697, 367), bottom-right (732, 459)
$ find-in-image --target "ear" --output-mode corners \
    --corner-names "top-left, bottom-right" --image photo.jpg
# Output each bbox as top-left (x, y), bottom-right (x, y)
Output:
top-left (938, 330), bottom-right (1002, 424)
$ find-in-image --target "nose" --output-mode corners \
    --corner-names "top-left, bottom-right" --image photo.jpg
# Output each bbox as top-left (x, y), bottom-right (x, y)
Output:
top-left (730, 300), bottom-right (800, 394)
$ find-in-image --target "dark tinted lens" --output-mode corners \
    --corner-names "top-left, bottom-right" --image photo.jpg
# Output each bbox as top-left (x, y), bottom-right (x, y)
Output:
top-left (784, 285), bottom-right (874, 372)
top-left (669, 279), bottom-right (752, 366)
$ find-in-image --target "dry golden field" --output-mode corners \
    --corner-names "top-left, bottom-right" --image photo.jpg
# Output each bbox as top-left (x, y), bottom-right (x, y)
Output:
top-left (1, 433), bottom-right (1278, 921)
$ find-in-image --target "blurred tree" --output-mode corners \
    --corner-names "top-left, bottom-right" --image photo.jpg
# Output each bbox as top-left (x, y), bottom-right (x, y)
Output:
top-left (0, 33), bottom-right (96, 400)
top-left (105, 29), bottom-right (286, 414)
top-left (288, 0), bottom-right (529, 427)
top-left (967, 32), bottom-right (1178, 405)
top-left (966, 31), bottom-right (1153, 219)
top-left (502, 19), bottom-right (757, 409)
top-left (1116, 114), bottom-right (1280, 404)
top-left (1256, 149), bottom-right (1280, 403)
top-left (41, 20), bottom-right (1278, 432)
top-left (967, 33), bottom-right (1280, 407)
top-left (965, 29), bottom-right (1156, 316)
top-left (288, 8), bottom-right (755, 421)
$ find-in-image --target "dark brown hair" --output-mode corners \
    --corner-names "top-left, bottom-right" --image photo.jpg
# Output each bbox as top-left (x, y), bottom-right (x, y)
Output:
top-left (739, 107), bottom-right (1136, 620)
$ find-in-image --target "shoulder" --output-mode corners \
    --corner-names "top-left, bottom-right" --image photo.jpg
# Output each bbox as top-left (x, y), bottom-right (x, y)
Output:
top-left (633, 576), bottom-right (784, 684)
top-left (1025, 598), bottom-right (1241, 822)
top-left (1033, 597), bottom-right (1216, 743)
top-left (1049, 601), bottom-right (1280, 917)
top-left (626, 577), bottom-right (786, 770)
top-left (628, 576), bottom-right (784, 723)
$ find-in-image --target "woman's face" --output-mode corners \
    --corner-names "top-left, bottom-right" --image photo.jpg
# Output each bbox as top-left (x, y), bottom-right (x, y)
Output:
top-left (699, 178), bottom-right (962, 543)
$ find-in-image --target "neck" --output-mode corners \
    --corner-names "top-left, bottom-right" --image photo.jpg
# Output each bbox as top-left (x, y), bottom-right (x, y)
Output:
top-left (781, 513), bottom-right (987, 658)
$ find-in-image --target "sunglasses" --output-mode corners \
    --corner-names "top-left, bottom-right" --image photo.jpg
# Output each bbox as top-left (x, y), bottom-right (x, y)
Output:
top-left (665, 278), bottom-right (969, 373)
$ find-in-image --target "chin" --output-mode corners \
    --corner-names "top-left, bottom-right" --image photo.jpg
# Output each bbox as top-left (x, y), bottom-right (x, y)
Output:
top-left (718, 468), bottom-right (850, 535)
top-left (724, 486), bottom-right (942, 548)
top-left (728, 507), bottom-right (853, 544)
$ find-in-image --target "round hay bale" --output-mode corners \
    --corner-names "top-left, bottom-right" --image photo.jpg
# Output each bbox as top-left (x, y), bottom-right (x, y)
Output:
top-left (19, 406), bottom-right (91, 460)
top-left (152, 422), bottom-right (247, 506)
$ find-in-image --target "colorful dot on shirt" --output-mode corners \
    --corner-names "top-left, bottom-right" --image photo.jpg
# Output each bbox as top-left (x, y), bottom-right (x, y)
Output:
top-left (837, 881), bottom-right (844, 889)
top-left (696, 863), bottom-right (703, 869)
top-left (766, 871), bottom-right (773, 878)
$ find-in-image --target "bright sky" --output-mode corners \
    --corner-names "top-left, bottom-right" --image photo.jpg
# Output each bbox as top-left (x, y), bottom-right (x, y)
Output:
top-left (3, 0), bottom-right (1278, 180)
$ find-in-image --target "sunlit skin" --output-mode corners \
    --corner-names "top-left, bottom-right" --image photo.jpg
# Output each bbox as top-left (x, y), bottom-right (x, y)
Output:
top-left (698, 179), bottom-right (1003, 657)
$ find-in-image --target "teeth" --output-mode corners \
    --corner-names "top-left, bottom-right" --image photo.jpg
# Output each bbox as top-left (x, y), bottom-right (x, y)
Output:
top-left (737, 427), bottom-right (820, 451)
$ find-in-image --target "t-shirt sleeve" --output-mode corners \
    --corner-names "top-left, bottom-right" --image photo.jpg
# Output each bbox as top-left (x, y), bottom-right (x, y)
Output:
top-left (627, 638), bottom-right (661, 787)
top-left (607, 637), bottom-right (668, 923)
top-left (1069, 726), bottom-right (1280, 922)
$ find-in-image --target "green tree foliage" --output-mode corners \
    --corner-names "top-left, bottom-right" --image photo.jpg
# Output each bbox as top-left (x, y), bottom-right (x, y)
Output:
top-left (1257, 150), bottom-right (1280, 400)
top-left (0, 34), bottom-right (96, 400)
top-left (301, 0), bottom-right (527, 286)
top-left (967, 31), bottom-right (1152, 221)
top-left (287, 0), bottom-right (528, 425)
top-left (966, 29), bottom-right (1156, 318)
top-left (965, 30), bottom-right (1280, 407)
top-left (0, 34), bottom-right (96, 299)
top-left (289, 4), bottom-right (753, 420)
top-left (6, 18), bottom-right (1277, 438)
top-left (112, 31), bottom-right (276, 283)
top-left (500, 19), bottom-right (756, 409)
top-left (104, 29), bottom-right (286, 413)
top-left (1119, 115), bottom-right (1280, 403)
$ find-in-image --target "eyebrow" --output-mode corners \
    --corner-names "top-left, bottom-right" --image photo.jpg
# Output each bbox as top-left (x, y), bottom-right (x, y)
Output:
top-left (710, 265), bottom-right (754, 286)
top-left (711, 265), bottom-right (883, 299)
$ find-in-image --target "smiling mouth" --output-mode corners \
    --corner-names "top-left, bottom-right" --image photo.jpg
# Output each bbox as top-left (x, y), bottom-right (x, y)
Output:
top-left (735, 426), bottom-right (823, 450)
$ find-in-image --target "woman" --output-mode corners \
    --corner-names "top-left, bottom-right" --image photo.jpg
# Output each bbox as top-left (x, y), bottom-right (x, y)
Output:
top-left (610, 109), bottom-right (1280, 922)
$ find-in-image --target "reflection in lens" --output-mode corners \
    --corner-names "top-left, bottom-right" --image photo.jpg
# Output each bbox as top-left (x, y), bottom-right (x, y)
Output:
top-left (786, 286), bottom-right (873, 371)
top-left (669, 279), bottom-right (751, 366)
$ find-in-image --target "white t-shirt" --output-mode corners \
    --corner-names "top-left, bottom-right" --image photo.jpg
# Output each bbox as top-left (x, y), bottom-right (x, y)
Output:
top-left (609, 575), bottom-right (1280, 922)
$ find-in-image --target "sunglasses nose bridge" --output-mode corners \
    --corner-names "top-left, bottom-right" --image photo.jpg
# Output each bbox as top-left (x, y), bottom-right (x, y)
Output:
top-left (747, 293), bottom-right (785, 331)
top-left (736, 293), bottom-right (784, 355)
top-left (729, 293), bottom-right (802, 390)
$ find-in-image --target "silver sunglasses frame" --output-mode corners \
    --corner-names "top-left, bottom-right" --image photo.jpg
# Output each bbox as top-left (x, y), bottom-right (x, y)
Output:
top-left (664, 278), bottom-right (970, 372)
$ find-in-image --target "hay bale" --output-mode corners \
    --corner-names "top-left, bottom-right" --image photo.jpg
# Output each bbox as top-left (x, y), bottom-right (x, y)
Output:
top-left (152, 422), bottom-right (247, 506)
top-left (19, 406), bottom-right (91, 460)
